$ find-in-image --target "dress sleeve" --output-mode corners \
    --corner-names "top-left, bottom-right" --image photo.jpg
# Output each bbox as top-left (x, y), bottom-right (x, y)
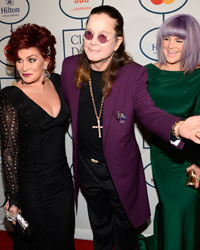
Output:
top-left (0, 93), bottom-right (20, 207)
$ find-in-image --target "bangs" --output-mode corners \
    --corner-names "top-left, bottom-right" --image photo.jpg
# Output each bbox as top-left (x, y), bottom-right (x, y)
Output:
top-left (161, 21), bottom-right (187, 40)
top-left (157, 14), bottom-right (200, 73)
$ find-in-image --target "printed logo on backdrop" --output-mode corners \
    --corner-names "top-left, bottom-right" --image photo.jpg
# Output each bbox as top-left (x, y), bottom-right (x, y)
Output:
top-left (0, 0), bottom-right (30, 24)
top-left (144, 163), bottom-right (155, 188)
top-left (62, 29), bottom-right (84, 58)
top-left (59, 0), bottom-right (104, 19)
top-left (0, 36), bottom-right (15, 67)
top-left (139, 0), bottom-right (188, 61)
top-left (0, 0), bottom-right (30, 89)
top-left (60, 0), bottom-right (104, 58)
top-left (139, 0), bottom-right (188, 14)
top-left (6, 0), bottom-right (14, 6)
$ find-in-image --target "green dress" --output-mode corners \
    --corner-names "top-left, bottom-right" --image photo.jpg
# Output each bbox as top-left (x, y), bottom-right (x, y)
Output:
top-left (145, 63), bottom-right (200, 250)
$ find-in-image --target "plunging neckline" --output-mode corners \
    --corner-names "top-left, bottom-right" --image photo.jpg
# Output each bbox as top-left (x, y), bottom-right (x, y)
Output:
top-left (11, 85), bottom-right (62, 119)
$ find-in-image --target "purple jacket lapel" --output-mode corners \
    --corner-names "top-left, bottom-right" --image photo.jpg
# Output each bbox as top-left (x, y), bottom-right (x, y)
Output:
top-left (103, 78), bottom-right (121, 146)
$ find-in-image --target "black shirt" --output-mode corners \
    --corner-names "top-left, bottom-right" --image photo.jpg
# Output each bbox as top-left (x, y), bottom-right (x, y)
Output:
top-left (78, 69), bottom-right (105, 161)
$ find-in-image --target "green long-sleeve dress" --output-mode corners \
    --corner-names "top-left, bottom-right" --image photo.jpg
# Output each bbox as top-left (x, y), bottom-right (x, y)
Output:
top-left (145, 63), bottom-right (200, 250)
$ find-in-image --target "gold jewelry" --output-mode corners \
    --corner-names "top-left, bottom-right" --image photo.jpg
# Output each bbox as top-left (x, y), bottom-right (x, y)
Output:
top-left (195, 131), bottom-right (200, 138)
top-left (88, 77), bottom-right (105, 138)
top-left (172, 120), bottom-right (183, 139)
top-left (91, 158), bottom-right (100, 164)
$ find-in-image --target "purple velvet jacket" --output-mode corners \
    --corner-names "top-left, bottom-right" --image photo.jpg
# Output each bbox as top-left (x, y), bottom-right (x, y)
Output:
top-left (61, 55), bottom-right (179, 228)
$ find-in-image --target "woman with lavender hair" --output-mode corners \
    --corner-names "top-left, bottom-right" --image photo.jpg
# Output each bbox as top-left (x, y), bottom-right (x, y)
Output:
top-left (145, 14), bottom-right (200, 250)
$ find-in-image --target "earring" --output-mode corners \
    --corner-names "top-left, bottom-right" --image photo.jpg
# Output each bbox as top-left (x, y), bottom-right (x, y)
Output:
top-left (43, 68), bottom-right (50, 84)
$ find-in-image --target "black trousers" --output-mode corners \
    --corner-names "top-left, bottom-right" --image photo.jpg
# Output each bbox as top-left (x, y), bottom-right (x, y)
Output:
top-left (78, 151), bottom-right (138, 250)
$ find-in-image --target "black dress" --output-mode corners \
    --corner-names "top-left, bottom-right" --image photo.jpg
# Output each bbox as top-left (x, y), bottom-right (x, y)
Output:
top-left (0, 74), bottom-right (75, 250)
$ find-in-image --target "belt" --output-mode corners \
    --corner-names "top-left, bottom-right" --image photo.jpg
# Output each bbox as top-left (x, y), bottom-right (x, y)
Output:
top-left (78, 151), bottom-right (105, 164)
top-left (90, 158), bottom-right (104, 164)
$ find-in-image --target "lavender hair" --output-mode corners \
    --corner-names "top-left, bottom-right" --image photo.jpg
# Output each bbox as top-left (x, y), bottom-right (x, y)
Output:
top-left (157, 14), bottom-right (200, 73)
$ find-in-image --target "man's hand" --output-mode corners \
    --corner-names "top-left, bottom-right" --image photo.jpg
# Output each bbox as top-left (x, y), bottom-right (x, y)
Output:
top-left (176, 116), bottom-right (200, 144)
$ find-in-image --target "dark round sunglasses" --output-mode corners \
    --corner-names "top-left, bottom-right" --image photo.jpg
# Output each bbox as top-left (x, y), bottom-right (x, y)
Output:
top-left (84, 30), bottom-right (114, 44)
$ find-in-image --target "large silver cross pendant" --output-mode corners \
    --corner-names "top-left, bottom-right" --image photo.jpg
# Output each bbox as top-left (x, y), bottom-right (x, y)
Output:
top-left (92, 118), bottom-right (103, 138)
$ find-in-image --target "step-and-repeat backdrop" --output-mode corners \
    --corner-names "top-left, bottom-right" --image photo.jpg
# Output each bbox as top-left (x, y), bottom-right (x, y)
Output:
top-left (0, 0), bottom-right (199, 240)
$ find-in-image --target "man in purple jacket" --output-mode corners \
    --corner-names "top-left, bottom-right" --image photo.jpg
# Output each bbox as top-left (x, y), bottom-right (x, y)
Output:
top-left (61, 5), bottom-right (200, 250)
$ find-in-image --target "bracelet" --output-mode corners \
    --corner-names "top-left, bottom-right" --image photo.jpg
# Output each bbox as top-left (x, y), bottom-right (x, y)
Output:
top-left (172, 120), bottom-right (183, 139)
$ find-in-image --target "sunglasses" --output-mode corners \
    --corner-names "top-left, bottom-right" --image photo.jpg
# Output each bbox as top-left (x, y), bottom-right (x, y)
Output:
top-left (84, 30), bottom-right (114, 44)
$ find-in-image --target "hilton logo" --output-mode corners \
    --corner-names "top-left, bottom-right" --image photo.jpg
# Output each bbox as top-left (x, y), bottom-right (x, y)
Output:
top-left (1, 0), bottom-right (20, 15)
top-left (6, 0), bottom-right (14, 6)
top-left (1, 6), bottom-right (20, 14)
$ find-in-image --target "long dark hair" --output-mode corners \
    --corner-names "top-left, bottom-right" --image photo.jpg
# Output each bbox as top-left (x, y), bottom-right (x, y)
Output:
top-left (75, 5), bottom-right (133, 97)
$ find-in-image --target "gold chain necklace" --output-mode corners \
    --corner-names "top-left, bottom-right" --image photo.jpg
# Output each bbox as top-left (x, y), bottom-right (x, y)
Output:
top-left (88, 77), bottom-right (105, 138)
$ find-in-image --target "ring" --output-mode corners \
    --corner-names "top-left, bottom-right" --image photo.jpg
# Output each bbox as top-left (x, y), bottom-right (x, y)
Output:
top-left (5, 211), bottom-right (12, 221)
top-left (195, 131), bottom-right (200, 138)
top-left (5, 210), bottom-right (16, 221)
top-left (5, 210), bottom-right (10, 218)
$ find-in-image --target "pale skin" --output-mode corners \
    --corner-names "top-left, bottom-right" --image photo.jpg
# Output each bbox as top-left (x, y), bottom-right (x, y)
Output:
top-left (157, 35), bottom-right (184, 71)
top-left (84, 13), bottom-right (123, 71)
top-left (16, 48), bottom-right (61, 118)
top-left (4, 47), bottom-right (61, 224)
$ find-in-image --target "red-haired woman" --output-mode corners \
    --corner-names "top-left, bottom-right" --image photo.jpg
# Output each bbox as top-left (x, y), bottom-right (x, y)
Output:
top-left (0, 24), bottom-right (75, 250)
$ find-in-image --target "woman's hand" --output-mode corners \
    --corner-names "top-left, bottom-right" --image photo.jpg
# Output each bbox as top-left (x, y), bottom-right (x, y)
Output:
top-left (186, 163), bottom-right (200, 189)
top-left (4, 201), bottom-right (20, 225)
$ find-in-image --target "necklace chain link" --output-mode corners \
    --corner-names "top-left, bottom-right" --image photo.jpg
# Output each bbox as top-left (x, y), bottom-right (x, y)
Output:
top-left (88, 77), bottom-right (105, 138)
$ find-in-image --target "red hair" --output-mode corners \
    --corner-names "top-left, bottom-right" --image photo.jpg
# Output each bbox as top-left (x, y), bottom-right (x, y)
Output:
top-left (5, 23), bottom-right (56, 72)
